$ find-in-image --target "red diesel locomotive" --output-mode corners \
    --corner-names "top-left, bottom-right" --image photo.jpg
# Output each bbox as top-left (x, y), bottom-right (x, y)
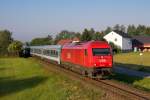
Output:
top-left (61, 41), bottom-right (113, 78)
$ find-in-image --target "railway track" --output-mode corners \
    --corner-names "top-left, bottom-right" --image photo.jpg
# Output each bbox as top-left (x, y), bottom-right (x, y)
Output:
top-left (36, 58), bottom-right (150, 100)
top-left (96, 79), bottom-right (150, 100)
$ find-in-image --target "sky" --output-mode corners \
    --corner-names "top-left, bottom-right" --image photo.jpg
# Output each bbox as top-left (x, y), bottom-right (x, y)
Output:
top-left (0, 0), bottom-right (150, 42)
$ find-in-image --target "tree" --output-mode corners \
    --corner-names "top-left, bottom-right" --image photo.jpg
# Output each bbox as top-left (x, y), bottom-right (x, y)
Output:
top-left (109, 42), bottom-right (121, 53)
top-left (58, 30), bottom-right (76, 39)
top-left (127, 25), bottom-right (137, 35)
top-left (145, 27), bottom-right (150, 36)
top-left (8, 40), bottom-right (23, 55)
top-left (90, 28), bottom-right (95, 35)
top-left (113, 24), bottom-right (120, 31)
top-left (30, 35), bottom-right (53, 46)
top-left (127, 24), bottom-right (150, 36)
top-left (54, 30), bottom-right (77, 44)
top-left (104, 27), bottom-right (112, 34)
top-left (0, 30), bottom-right (13, 55)
top-left (47, 35), bottom-right (53, 40)
top-left (25, 42), bottom-right (30, 46)
top-left (75, 32), bottom-right (81, 40)
top-left (136, 25), bottom-right (146, 35)
top-left (120, 25), bottom-right (126, 32)
top-left (81, 28), bottom-right (93, 41)
top-left (92, 32), bottom-right (104, 41)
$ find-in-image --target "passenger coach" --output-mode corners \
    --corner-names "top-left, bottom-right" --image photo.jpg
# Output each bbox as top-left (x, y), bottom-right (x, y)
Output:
top-left (30, 45), bottom-right (61, 64)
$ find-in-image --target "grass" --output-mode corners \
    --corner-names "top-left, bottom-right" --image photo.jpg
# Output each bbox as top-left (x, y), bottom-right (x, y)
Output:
top-left (0, 57), bottom-right (104, 100)
top-left (112, 52), bottom-right (150, 91)
top-left (110, 73), bottom-right (150, 92)
top-left (114, 52), bottom-right (150, 72)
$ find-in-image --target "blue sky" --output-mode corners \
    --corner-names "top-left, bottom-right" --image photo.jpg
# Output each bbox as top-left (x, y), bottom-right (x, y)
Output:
top-left (0, 0), bottom-right (150, 42)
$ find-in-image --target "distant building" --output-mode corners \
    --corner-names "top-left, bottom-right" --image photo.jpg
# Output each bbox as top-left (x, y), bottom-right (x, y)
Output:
top-left (132, 36), bottom-right (150, 51)
top-left (103, 30), bottom-right (132, 51)
top-left (57, 37), bottom-right (80, 45)
top-left (72, 37), bottom-right (80, 43)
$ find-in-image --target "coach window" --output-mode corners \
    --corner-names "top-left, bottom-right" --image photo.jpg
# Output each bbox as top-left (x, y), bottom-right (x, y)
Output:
top-left (31, 49), bottom-right (33, 52)
top-left (48, 50), bottom-right (50, 55)
top-left (46, 50), bottom-right (48, 55)
top-left (50, 50), bottom-right (52, 56)
top-left (53, 50), bottom-right (55, 55)
top-left (54, 50), bottom-right (56, 55)
top-left (115, 38), bottom-right (117, 42)
top-left (49, 50), bottom-right (51, 55)
top-left (35, 49), bottom-right (37, 53)
top-left (51, 50), bottom-right (54, 56)
top-left (85, 49), bottom-right (87, 56)
top-left (55, 51), bottom-right (58, 57)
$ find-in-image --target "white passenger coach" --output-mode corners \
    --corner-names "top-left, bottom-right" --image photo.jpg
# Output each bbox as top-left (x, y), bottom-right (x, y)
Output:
top-left (30, 45), bottom-right (62, 64)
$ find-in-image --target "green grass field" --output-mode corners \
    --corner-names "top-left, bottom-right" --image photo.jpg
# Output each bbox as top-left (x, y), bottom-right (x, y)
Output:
top-left (0, 57), bottom-right (103, 100)
top-left (113, 52), bottom-right (150, 91)
top-left (114, 52), bottom-right (150, 72)
top-left (0, 57), bottom-right (149, 100)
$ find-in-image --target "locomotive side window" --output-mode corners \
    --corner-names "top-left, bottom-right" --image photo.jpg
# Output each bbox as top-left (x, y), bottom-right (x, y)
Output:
top-left (92, 48), bottom-right (110, 56)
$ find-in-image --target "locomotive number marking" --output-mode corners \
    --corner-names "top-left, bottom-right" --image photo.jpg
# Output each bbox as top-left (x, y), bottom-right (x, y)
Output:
top-left (99, 59), bottom-right (106, 62)
top-left (67, 53), bottom-right (71, 59)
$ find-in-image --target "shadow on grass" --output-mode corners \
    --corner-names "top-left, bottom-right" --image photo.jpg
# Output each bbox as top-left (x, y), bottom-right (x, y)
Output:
top-left (0, 76), bottom-right (13, 80)
top-left (0, 76), bottom-right (48, 97)
top-left (0, 68), bottom-right (7, 71)
top-left (109, 73), bottom-right (150, 92)
top-left (115, 62), bottom-right (150, 73)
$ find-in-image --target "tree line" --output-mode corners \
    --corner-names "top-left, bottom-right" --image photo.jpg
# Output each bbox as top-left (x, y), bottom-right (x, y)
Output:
top-left (0, 24), bottom-right (150, 55)
top-left (103, 24), bottom-right (150, 35)
top-left (30, 29), bottom-right (104, 46)
top-left (30, 24), bottom-right (150, 46)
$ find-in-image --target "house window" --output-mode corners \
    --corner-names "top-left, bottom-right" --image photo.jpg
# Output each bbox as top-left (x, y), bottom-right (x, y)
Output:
top-left (128, 41), bottom-right (131, 44)
top-left (115, 38), bottom-right (117, 42)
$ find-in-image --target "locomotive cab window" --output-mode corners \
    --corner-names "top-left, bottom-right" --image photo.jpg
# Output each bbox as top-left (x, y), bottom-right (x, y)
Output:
top-left (92, 48), bottom-right (110, 56)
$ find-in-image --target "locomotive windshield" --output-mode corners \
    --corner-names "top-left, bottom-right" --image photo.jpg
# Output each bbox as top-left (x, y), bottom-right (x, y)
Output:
top-left (92, 48), bottom-right (110, 56)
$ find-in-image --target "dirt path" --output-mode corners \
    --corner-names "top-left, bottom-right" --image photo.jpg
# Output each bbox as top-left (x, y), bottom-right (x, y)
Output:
top-left (113, 66), bottom-right (150, 78)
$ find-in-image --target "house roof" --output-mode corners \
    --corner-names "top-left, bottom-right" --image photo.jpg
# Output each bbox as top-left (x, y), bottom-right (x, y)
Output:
top-left (72, 37), bottom-right (80, 41)
top-left (113, 30), bottom-right (131, 38)
top-left (57, 39), bottom-right (72, 45)
top-left (132, 35), bottom-right (150, 44)
top-left (57, 37), bottom-right (80, 45)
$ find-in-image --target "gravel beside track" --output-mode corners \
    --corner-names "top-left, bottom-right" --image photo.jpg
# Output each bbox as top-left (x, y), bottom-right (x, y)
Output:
top-left (35, 58), bottom-right (150, 100)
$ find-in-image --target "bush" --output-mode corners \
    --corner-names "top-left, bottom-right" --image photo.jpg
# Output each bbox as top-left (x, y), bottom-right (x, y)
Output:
top-left (7, 40), bottom-right (23, 56)
top-left (109, 42), bottom-right (121, 54)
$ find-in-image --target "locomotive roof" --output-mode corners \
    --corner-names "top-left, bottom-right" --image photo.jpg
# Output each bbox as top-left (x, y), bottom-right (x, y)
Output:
top-left (62, 41), bottom-right (110, 49)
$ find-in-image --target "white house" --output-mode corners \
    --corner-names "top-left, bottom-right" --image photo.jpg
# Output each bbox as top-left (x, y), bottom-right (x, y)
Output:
top-left (103, 30), bottom-right (132, 51)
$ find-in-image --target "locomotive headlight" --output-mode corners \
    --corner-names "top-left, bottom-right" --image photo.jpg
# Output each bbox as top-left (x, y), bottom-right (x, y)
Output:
top-left (94, 64), bottom-right (96, 66)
